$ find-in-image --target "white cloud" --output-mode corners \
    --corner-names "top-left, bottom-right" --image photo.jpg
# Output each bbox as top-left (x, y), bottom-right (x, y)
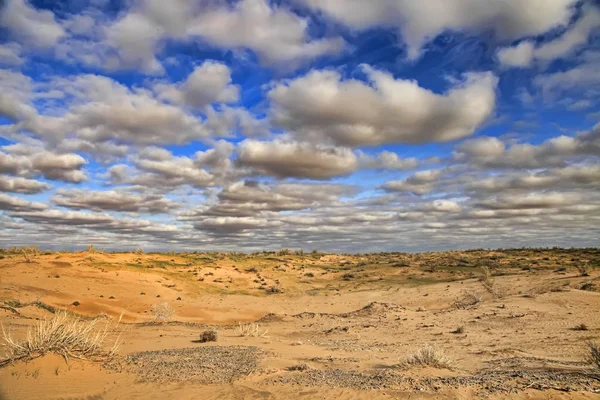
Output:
top-left (0, 175), bottom-right (50, 194)
top-left (381, 169), bottom-right (445, 195)
top-left (269, 66), bottom-right (498, 146)
top-left (237, 139), bottom-right (358, 179)
top-left (99, 0), bottom-right (345, 72)
top-left (300, 0), bottom-right (577, 59)
top-left (497, 41), bottom-right (535, 68)
top-left (154, 61), bottom-right (239, 109)
top-left (0, 43), bottom-right (24, 66)
top-left (497, 5), bottom-right (600, 68)
top-left (0, 0), bottom-right (65, 48)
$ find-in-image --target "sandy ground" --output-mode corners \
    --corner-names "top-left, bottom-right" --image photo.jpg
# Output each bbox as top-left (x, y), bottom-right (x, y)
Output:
top-left (0, 248), bottom-right (599, 399)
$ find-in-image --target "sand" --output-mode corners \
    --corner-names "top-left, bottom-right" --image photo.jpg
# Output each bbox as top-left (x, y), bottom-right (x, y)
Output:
top-left (0, 248), bottom-right (599, 399)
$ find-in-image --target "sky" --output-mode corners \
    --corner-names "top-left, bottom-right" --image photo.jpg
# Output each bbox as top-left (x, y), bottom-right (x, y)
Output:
top-left (0, 0), bottom-right (599, 252)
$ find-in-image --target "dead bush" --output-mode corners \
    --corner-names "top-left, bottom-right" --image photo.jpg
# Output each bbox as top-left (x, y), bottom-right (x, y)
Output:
top-left (588, 341), bottom-right (600, 369)
top-left (198, 330), bottom-right (217, 343)
top-left (151, 302), bottom-right (174, 322)
top-left (1, 311), bottom-right (120, 366)
top-left (234, 322), bottom-right (268, 338)
top-left (401, 345), bottom-right (455, 370)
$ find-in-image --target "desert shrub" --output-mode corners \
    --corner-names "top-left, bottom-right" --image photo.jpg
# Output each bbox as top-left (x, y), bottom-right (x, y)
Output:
top-left (1, 311), bottom-right (120, 366)
top-left (454, 292), bottom-right (481, 309)
top-left (573, 323), bottom-right (589, 331)
top-left (479, 266), bottom-right (498, 297)
top-left (266, 286), bottom-right (282, 294)
top-left (133, 247), bottom-right (144, 255)
top-left (151, 302), bottom-right (174, 322)
top-left (401, 345), bottom-right (454, 370)
top-left (287, 363), bottom-right (310, 371)
top-left (234, 322), bottom-right (268, 338)
top-left (576, 263), bottom-right (590, 277)
top-left (198, 330), bottom-right (217, 343)
top-left (451, 326), bottom-right (465, 334)
top-left (276, 249), bottom-right (291, 256)
top-left (87, 244), bottom-right (96, 253)
top-left (588, 341), bottom-right (600, 369)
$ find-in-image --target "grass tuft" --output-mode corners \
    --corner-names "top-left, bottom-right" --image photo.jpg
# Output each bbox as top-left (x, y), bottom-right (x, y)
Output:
top-left (401, 345), bottom-right (455, 370)
top-left (587, 341), bottom-right (600, 369)
top-left (1, 311), bottom-right (120, 366)
top-left (234, 322), bottom-right (269, 338)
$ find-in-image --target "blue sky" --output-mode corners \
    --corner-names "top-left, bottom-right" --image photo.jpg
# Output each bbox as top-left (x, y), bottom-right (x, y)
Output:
top-left (0, 0), bottom-right (599, 252)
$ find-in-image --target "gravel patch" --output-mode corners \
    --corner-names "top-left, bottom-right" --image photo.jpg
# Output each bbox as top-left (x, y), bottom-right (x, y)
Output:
top-left (266, 368), bottom-right (600, 395)
top-left (112, 346), bottom-right (264, 383)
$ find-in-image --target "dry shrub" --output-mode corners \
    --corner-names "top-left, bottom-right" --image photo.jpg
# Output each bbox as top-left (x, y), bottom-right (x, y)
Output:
top-left (198, 330), bottom-right (217, 343)
top-left (576, 263), bottom-right (590, 277)
top-left (401, 345), bottom-right (455, 370)
top-left (152, 302), bottom-right (174, 322)
top-left (234, 322), bottom-right (269, 338)
top-left (479, 266), bottom-right (498, 297)
top-left (454, 291), bottom-right (481, 309)
top-left (588, 341), bottom-right (600, 369)
top-left (1, 311), bottom-right (120, 366)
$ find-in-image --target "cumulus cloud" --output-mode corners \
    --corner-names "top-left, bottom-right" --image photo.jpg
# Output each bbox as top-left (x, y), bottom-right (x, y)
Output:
top-left (0, 176), bottom-right (50, 194)
top-left (497, 5), bottom-right (600, 68)
top-left (0, 0), bottom-right (65, 48)
top-left (534, 56), bottom-right (600, 99)
top-left (358, 151), bottom-right (419, 171)
top-left (0, 193), bottom-right (47, 211)
top-left (381, 169), bottom-right (445, 195)
top-left (454, 129), bottom-right (599, 169)
top-left (3, 73), bottom-right (236, 146)
top-left (0, 147), bottom-right (88, 183)
top-left (475, 192), bottom-right (581, 210)
top-left (154, 61), bottom-right (239, 109)
top-left (300, 0), bottom-right (577, 59)
top-left (180, 180), bottom-right (355, 232)
top-left (99, 0), bottom-right (345, 72)
top-left (53, 189), bottom-right (179, 213)
top-left (269, 66), bottom-right (498, 146)
top-left (0, 43), bottom-right (24, 66)
top-left (236, 139), bottom-right (358, 179)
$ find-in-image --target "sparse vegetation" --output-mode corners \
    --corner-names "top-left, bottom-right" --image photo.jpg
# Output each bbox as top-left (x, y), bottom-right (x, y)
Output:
top-left (233, 322), bottom-right (269, 338)
top-left (576, 263), bottom-right (590, 277)
top-left (401, 345), bottom-right (454, 370)
top-left (479, 266), bottom-right (498, 297)
top-left (1, 311), bottom-right (120, 366)
top-left (451, 326), bottom-right (464, 334)
top-left (198, 330), bottom-right (217, 343)
top-left (572, 323), bottom-right (589, 331)
top-left (152, 302), bottom-right (174, 322)
top-left (588, 341), bottom-right (600, 369)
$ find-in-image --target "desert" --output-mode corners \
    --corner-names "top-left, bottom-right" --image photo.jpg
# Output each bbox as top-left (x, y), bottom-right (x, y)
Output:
top-left (1, 247), bottom-right (599, 399)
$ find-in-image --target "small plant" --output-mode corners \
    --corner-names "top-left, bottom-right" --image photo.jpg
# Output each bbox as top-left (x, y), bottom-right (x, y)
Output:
top-left (401, 345), bottom-right (454, 370)
top-left (479, 266), bottom-right (498, 297)
top-left (234, 322), bottom-right (269, 338)
top-left (87, 244), bottom-right (96, 253)
top-left (133, 247), bottom-right (144, 255)
top-left (151, 302), bottom-right (174, 322)
top-left (576, 263), bottom-right (590, 277)
top-left (198, 330), bottom-right (217, 343)
top-left (454, 292), bottom-right (481, 309)
top-left (572, 323), bottom-right (589, 331)
top-left (266, 285), bottom-right (282, 294)
top-left (587, 341), bottom-right (600, 369)
top-left (451, 326), bottom-right (464, 334)
top-left (287, 363), bottom-right (310, 371)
